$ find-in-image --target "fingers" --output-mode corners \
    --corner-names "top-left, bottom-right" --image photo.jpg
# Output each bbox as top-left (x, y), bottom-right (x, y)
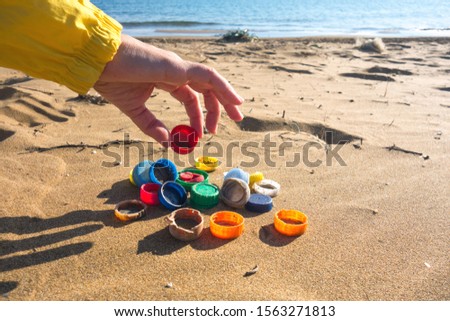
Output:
top-left (156, 83), bottom-right (204, 138)
top-left (202, 90), bottom-right (221, 134)
top-left (157, 81), bottom-right (240, 136)
top-left (124, 104), bottom-right (170, 146)
top-left (186, 62), bottom-right (244, 121)
top-left (168, 85), bottom-right (204, 139)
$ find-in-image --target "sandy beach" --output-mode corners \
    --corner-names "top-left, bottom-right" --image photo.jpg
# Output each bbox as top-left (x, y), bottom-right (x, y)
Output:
top-left (0, 36), bottom-right (449, 301)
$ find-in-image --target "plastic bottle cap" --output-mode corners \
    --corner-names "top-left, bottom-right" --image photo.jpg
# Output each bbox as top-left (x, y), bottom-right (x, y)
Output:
top-left (190, 174), bottom-right (205, 182)
top-left (179, 172), bottom-right (194, 181)
top-left (220, 178), bottom-right (251, 208)
top-left (175, 168), bottom-right (209, 192)
top-left (149, 158), bottom-right (178, 186)
top-left (158, 181), bottom-right (187, 210)
top-left (210, 211), bottom-right (244, 239)
top-left (165, 208), bottom-right (204, 241)
top-left (195, 156), bottom-right (219, 172)
top-left (132, 160), bottom-right (154, 187)
top-left (224, 168), bottom-right (250, 184)
top-left (170, 125), bottom-right (199, 154)
top-left (114, 200), bottom-right (147, 222)
top-left (274, 209), bottom-right (308, 236)
top-left (253, 179), bottom-right (280, 197)
top-left (249, 171), bottom-right (264, 188)
top-left (245, 194), bottom-right (273, 213)
top-left (179, 171), bottom-right (205, 183)
top-left (140, 183), bottom-right (160, 205)
top-left (129, 169), bottom-right (136, 186)
top-left (190, 183), bottom-right (220, 209)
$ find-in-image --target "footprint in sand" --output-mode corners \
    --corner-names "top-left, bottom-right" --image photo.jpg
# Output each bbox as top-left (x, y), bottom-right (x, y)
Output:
top-left (237, 116), bottom-right (362, 145)
top-left (340, 72), bottom-right (395, 82)
top-left (0, 86), bottom-right (74, 128)
top-left (0, 128), bottom-right (15, 142)
top-left (366, 66), bottom-right (413, 75)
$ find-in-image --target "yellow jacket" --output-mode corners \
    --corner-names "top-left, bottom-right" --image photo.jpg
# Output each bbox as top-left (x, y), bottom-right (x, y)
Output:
top-left (0, 0), bottom-right (122, 94)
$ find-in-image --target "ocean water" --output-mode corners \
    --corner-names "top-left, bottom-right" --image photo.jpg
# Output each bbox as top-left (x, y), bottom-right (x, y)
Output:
top-left (91, 0), bottom-right (450, 38)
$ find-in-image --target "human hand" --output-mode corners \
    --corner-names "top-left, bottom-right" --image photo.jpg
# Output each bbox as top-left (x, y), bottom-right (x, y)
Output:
top-left (94, 35), bottom-right (244, 145)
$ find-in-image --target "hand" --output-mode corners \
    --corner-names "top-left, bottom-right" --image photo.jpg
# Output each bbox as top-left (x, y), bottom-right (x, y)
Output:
top-left (94, 35), bottom-right (244, 145)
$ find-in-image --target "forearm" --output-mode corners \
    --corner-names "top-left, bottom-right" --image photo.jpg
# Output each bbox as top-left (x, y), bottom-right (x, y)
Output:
top-left (0, 0), bottom-right (122, 94)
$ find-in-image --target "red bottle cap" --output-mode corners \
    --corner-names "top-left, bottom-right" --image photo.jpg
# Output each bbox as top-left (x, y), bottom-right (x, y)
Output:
top-left (140, 183), bottom-right (160, 205)
top-left (190, 174), bottom-right (205, 182)
top-left (170, 125), bottom-right (199, 154)
top-left (180, 171), bottom-right (194, 181)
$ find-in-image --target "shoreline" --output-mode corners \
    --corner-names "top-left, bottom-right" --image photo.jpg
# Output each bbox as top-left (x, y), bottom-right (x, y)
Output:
top-left (1, 36), bottom-right (449, 301)
top-left (137, 35), bottom-right (450, 43)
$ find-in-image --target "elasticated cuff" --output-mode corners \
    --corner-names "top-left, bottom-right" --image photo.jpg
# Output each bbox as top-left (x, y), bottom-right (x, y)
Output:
top-left (63, 4), bottom-right (122, 94)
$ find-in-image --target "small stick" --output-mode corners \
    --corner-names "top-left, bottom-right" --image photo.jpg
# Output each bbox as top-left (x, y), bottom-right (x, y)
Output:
top-left (25, 139), bottom-right (153, 153)
top-left (243, 265), bottom-right (259, 277)
top-left (384, 144), bottom-right (427, 158)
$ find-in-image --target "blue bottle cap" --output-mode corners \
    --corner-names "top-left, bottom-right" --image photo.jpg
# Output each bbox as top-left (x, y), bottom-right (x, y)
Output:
top-left (224, 168), bottom-right (249, 184)
top-left (132, 160), bottom-right (154, 187)
top-left (149, 158), bottom-right (178, 186)
top-left (245, 194), bottom-right (273, 213)
top-left (158, 181), bottom-right (187, 210)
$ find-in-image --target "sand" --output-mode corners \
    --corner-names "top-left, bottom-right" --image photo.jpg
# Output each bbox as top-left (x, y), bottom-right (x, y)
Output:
top-left (0, 37), bottom-right (449, 301)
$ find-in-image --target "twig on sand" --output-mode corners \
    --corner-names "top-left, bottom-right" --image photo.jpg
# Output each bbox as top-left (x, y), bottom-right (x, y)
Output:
top-left (384, 144), bottom-right (429, 159)
top-left (67, 94), bottom-right (108, 105)
top-left (243, 265), bottom-right (259, 277)
top-left (25, 139), bottom-right (155, 153)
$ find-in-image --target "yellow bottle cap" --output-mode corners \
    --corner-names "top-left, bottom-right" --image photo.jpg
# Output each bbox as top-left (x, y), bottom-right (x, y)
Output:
top-left (195, 156), bottom-right (219, 172)
top-left (129, 169), bottom-right (136, 186)
top-left (249, 171), bottom-right (264, 188)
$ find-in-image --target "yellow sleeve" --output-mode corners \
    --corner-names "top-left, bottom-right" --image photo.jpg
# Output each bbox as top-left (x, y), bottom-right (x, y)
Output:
top-left (0, 0), bottom-right (122, 94)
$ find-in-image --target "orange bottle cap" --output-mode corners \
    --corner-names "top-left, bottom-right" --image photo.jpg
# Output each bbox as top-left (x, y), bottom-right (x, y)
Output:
top-left (210, 211), bottom-right (244, 239)
top-left (274, 209), bottom-right (308, 236)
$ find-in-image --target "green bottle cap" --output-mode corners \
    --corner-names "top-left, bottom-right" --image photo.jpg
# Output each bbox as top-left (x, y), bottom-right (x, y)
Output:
top-left (190, 183), bottom-right (219, 209)
top-left (175, 168), bottom-right (209, 192)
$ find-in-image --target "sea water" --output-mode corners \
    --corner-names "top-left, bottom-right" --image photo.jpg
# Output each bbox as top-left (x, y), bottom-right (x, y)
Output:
top-left (91, 0), bottom-right (450, 38)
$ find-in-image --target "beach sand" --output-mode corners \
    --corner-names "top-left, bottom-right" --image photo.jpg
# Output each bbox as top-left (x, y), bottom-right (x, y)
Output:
top-left (0, 37), bottom-right (449, 301)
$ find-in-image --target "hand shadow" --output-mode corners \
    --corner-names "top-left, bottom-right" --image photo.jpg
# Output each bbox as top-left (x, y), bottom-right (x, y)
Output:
top-left (0, 281), bottom-right (18, 297)
top-left (0, 224), bottom-right (102, 256)
top-left (0, 209), bottom-right (113, 273)
top-left (0, 209), bottom-right (117, 235)
top-left (0, 242), bottom-right (93, 273)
